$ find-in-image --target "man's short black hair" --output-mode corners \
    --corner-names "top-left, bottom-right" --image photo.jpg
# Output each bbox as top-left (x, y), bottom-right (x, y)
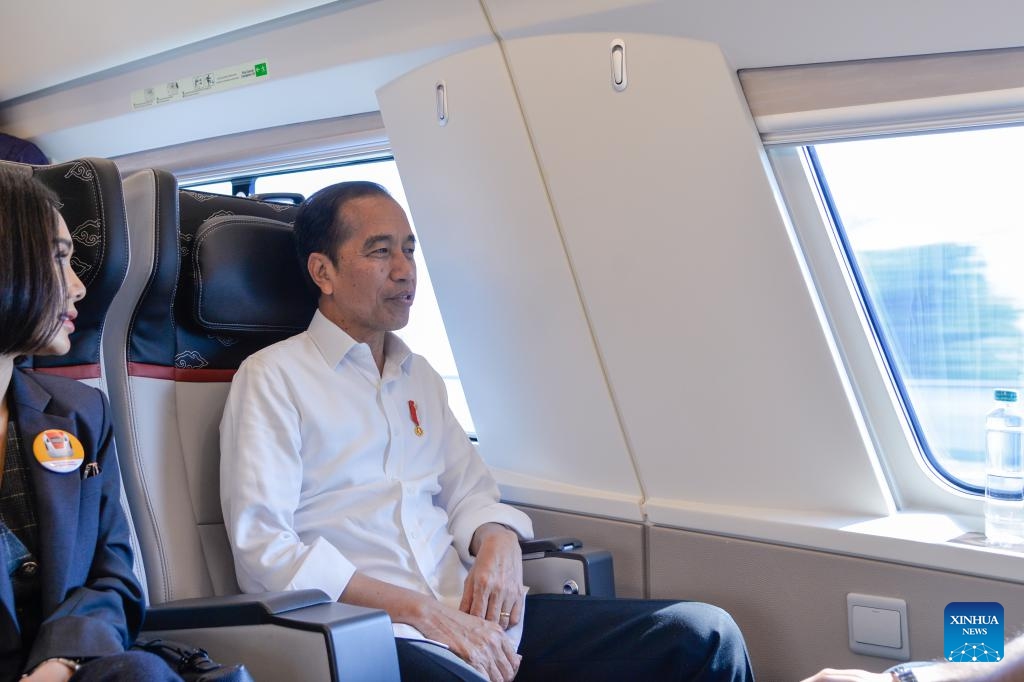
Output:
top-left (294, 180), bottom-right (393, 269)
top-left (0, 168), bottom-right (66, 355)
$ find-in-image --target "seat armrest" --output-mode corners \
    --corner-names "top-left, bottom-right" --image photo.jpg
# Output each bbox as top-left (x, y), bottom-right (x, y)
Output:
top-left (519, 537), bottom-right (582, 555)
top-left (142, 592), bottom-right (400, 681)
top-left (521, 537), bottom-right (615, 598)
top-left (144, 589), bottom-right (330, 629)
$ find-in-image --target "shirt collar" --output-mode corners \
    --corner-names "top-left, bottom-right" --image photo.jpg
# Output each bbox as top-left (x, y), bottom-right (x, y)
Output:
top-left (307, 309), bottom-right (414, 375)
top-left (383, 332), bottom-right (413, 377)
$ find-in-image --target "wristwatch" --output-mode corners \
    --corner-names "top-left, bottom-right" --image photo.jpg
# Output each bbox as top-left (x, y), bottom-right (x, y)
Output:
top-left (890, 666), bottom-right (917, 682)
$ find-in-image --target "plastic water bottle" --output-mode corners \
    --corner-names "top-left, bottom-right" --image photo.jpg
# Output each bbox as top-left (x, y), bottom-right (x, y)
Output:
top-left (985, 389), bottom-right (1024, 545)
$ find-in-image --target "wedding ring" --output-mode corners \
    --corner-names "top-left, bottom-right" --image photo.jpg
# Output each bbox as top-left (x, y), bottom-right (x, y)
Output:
top-left (500, 611), bottom-right (511, 618)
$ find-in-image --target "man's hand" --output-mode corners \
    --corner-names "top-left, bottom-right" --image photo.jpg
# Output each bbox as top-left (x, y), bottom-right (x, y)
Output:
top-left (799, 670), bottom-right (892, 682)
top-left (462, 523), bottom-right (526, 630)
top-left (419, 600), bottom-right (521, 682)
top-left (341, 571), bottom-right (520, 682)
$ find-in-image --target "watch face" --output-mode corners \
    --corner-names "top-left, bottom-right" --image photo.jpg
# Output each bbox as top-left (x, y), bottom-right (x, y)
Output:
top-left (892, 668), bottom-right (917, 682)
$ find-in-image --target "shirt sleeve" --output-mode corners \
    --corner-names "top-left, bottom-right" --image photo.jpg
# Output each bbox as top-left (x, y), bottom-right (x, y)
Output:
top-left (220, 355), bottom-right (356, 601)
top-left (429, 371), bottom-right (534, 564)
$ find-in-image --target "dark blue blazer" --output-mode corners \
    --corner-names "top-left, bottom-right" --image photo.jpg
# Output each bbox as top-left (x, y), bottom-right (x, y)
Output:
top-left (1, 369), bottom-right (144, 678)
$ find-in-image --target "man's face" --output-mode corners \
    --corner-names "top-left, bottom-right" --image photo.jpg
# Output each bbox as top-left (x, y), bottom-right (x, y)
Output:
top-left (311, 195), bottom-right (417, 344)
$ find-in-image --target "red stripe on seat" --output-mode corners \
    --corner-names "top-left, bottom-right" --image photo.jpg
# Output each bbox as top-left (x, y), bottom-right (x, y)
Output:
top-left (30, 364), bottom-right (101, 380)
top-left (127, 362), bottom-right (236, 382)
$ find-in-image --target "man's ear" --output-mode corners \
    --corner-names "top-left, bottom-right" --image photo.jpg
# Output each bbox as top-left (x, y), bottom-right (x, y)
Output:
top-left (307, 252), bottom-right (334, 296)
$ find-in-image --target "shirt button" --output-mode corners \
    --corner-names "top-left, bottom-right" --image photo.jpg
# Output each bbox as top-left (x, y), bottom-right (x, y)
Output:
top-left (18, 561), bottom-right (39, 578)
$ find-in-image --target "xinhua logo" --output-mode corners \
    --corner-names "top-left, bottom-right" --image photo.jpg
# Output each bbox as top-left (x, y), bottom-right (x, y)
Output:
top-left (944, 602), bottom-right (1004, 662)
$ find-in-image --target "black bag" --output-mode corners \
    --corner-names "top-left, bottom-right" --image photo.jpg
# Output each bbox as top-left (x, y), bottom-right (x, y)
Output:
top-left (133, 638), bottom-right (255, 682)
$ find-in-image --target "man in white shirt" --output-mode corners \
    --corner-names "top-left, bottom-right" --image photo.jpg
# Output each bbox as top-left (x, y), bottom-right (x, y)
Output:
top-left (220, 181), bottom-right (754, 682)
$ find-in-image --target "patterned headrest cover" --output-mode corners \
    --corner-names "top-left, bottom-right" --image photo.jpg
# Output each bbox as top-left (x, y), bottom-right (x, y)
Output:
top-left (149, 190), bottom-right (311, 375)
top-left (192, 214), bottom-right (317, 334)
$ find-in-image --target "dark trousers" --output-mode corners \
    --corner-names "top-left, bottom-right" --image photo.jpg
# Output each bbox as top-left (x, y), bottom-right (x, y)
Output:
top-left (70, 651), bottom-right (182, 681)
top-left (396, 595), bottom-right (754, 682)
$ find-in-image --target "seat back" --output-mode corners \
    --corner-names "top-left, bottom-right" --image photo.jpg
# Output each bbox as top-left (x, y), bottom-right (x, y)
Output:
top-left (110, 179), bottom-right (314, 604)
top-left (0, 158), bottom-right (147, 591)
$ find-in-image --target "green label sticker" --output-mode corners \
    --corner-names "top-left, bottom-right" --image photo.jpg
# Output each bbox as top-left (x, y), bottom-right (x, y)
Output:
top-left (254, 62), bottom-right (268, 77)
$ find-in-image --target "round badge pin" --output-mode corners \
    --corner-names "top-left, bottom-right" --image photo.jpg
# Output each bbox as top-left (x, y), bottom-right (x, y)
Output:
top-left (32, 429), bottom-right (85, 473)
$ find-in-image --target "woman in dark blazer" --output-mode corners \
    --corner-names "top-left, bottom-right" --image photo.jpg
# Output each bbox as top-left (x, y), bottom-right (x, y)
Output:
top-left (0, 169), bottom-right (179, 681)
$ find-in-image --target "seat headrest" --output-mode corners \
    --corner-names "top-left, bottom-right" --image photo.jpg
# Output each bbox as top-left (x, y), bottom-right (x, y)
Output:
top-left (1, 158), bottom-right (129, 378)
top-left (192, 215), bottom-right (317, 334)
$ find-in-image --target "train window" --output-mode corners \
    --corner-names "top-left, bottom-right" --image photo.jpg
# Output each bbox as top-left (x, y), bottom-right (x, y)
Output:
top-left (252, 159), bottom-right (476, 435)
top-left (810, 127), bottom-right (1024, 493)
top-left (183, 180), bottom-right (233, 195)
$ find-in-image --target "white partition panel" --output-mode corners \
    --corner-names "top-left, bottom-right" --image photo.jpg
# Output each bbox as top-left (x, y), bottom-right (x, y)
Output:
top-left (499, 33), bottom-right (890, 519)
top-left (377, 43), bottom-right (643, 520)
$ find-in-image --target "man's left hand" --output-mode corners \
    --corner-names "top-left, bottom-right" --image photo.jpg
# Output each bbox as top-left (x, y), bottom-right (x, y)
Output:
top-left (462, 523), bottom-right (526, 630)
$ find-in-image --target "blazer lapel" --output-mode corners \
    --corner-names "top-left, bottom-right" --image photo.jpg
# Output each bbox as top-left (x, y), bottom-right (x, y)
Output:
top-left (11, 372), bottom-right (82, 606)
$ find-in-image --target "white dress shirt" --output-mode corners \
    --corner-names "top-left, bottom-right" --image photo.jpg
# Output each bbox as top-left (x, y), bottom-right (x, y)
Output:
top-left (220, 310), bottom-right (534, 641)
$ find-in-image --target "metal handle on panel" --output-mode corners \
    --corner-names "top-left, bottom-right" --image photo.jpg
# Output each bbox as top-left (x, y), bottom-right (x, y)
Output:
top-left (436, 81), bottom-right (448, 126)
top-left (611, 39), bottom-right (627, 92)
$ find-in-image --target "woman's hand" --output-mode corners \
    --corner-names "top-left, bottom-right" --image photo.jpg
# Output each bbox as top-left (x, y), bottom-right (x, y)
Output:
top-left (22, 659), bottom-right (76, 682)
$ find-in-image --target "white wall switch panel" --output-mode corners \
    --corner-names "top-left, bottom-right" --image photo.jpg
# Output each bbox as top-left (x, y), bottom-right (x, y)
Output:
top-left (848, 593), bottom-right (910, 660)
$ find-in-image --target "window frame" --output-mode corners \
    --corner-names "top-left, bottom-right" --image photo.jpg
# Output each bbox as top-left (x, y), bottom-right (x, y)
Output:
top-left (766, 143), bottom-right (982, 516)
top-left (805, 143), bottom-right (1011, 496)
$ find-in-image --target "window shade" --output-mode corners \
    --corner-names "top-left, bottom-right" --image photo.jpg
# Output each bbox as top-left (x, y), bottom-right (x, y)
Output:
top-left (739, 47), bottom-right (1024, 144)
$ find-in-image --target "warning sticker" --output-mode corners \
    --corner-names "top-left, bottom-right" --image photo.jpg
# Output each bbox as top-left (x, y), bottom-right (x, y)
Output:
top-left (131, 60), bottom-right (269, 111)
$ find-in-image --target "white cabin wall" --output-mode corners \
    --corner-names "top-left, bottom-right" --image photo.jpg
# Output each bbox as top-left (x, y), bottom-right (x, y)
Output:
top-left (485, 0), bottom-right (1024, 69)
top-left (0, 0), bottom-right (493, 161)
top-left (8, 1), bottom-right (1024, 163)
top-left (0, 0), bottom-right (340, 99)
top-left (7, 0), bottom-right (1024, 163)
top-left (377, 43), bottom-right (644, 521)
top-left (494, 31), bottom-right (890, 521)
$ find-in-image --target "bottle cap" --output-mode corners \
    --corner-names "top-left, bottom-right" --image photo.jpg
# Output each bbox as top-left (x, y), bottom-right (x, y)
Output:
top-left (994, 389), bottom-right (1018, 402)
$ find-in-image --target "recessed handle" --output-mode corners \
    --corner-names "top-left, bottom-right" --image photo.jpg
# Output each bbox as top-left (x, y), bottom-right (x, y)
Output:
top-left (611, 39), bottom-right (627, 92)
top-left (436, 81), bottom-right (448, 126)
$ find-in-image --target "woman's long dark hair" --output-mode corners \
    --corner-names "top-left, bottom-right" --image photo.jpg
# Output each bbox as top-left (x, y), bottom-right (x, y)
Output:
top-left (0, 168), bottom-right (66, 355)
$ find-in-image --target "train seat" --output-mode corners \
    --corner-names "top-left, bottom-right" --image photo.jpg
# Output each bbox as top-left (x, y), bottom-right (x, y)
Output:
top-left (172, 186), bottom-right (615, 600)
top-left (0, 157), bottom-right (148, 594)
top-left (106, 171), bottom-right (399, 680)
top-left (109, 172), bottom-right (613, 678)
